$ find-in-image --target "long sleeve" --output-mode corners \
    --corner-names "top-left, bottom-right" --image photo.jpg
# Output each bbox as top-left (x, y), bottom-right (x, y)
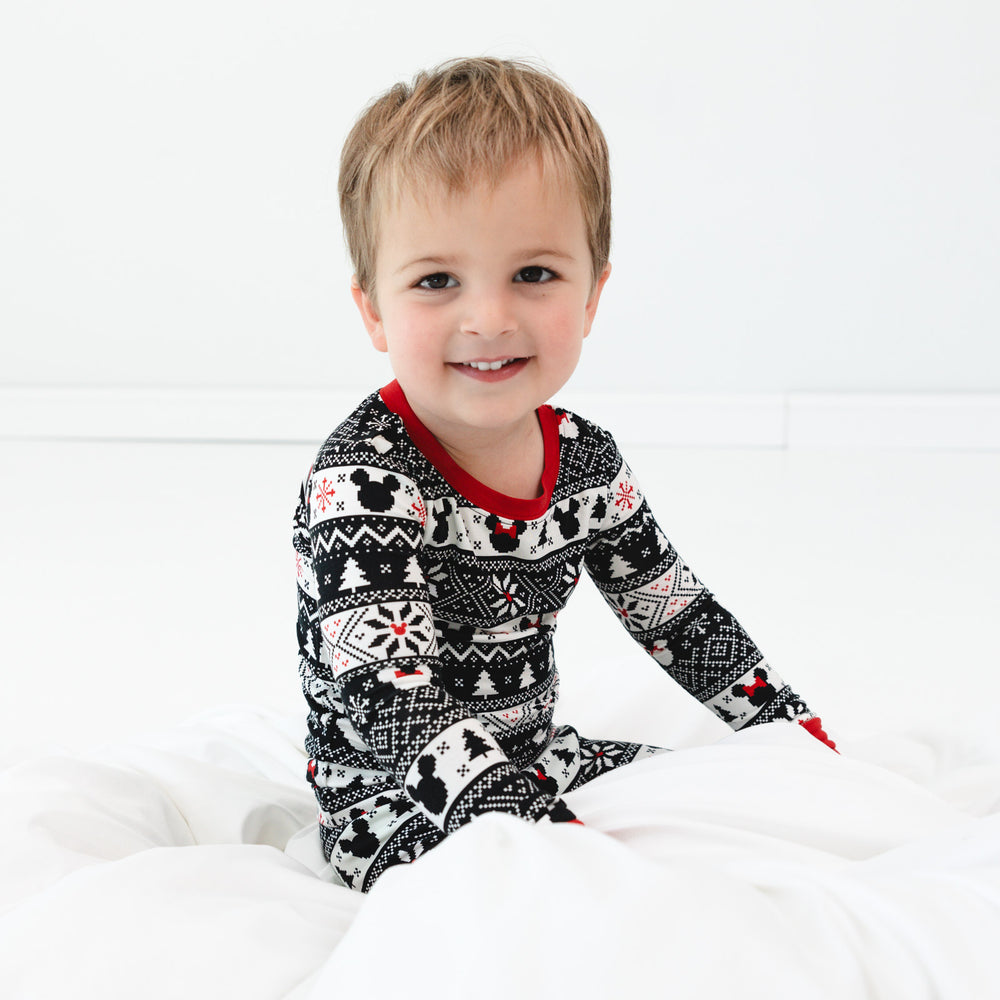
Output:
top-left (296, 445), bottom-right (577, 839)
top-left (581, 439), bottom-right (834, 747)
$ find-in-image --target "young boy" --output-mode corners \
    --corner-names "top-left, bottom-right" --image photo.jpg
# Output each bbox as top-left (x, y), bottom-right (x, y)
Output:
top-left (293, 57), bottom-right (834, 893)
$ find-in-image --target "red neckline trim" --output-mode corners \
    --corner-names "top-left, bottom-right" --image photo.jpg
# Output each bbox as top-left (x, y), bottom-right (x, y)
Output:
top-left (379, 380), bottom-right (560, 520)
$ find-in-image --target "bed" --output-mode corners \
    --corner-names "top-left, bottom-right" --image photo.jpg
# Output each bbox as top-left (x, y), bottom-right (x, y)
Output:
top-left (2, 690), bottom-right (999, 999)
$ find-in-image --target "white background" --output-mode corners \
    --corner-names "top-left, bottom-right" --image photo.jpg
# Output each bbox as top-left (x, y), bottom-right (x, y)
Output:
top-left (2, 0), bottom-right (999, 395)
top-left (1, 2), bottom-right (998, 760)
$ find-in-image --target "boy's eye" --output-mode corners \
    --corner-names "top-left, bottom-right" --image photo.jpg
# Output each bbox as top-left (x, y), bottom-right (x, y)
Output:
top-left (417, 273), bottom-right (457, 290)
top-left (514, 266), bottom-right (555, 284)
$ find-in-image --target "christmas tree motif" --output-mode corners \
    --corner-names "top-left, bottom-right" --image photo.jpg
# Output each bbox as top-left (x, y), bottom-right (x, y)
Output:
top-left (463, 727), bottom-right (494, 760)
top-left (519, 663), bottom-right (535, 689)
top-left (609, 553), bottom-right (634, 578)
top-left (591, 493), bottom-right (607, 522)
top-left (403, 555), bottom-right (424, 585)
top-left (339, 556), bottom-right (369, 591)
top-left (474, 670), bottom-right (498, 698)
top-left (716, 704), bottom-right (737, 724)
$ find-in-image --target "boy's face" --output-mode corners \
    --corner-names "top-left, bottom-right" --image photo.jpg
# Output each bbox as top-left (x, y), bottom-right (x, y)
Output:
top-left (352, 158), bottom-right (610, 450)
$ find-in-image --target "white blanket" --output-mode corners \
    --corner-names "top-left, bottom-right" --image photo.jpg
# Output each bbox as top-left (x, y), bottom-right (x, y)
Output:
top-left (2, 706), bottom-right (999, 999)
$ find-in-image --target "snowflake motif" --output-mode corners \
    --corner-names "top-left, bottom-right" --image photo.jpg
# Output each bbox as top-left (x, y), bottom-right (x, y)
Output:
top-left (614, 481), bottom-right (636, 510)
top-left (490, 574), bottom-right (526, 614)
top-left (363, 601), bottom-right (430, 656)
top-left (584, 741), bottom-right (630, 769)
top-left (411, 497), bottom-right (427, 527)
top-left (612, 594), bottom-right (648, 626)
top-left (314, 476), bottom-right (336, 513)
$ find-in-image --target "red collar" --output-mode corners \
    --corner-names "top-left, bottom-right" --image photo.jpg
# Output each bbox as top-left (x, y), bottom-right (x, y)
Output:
top-left (379, 380), bottom-right (560, 520)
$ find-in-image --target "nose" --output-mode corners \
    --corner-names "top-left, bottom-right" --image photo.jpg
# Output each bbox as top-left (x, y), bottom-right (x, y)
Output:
top-left (459, 285), bottom-right (517, 339)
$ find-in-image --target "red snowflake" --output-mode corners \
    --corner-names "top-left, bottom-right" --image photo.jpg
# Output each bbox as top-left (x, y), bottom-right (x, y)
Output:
top-left (411, 497), bottom-right (426, 526)
top-left (614, 481), bottom-right (636, 510)
top-left (314, 476), bottom-right (336, 513)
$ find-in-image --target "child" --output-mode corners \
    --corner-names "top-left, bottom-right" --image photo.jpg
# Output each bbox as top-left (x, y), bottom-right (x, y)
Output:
top-left (293, 57), bottom-right (835, 893)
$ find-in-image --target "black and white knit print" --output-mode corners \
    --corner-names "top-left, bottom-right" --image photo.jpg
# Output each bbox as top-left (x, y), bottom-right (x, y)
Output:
top-left (294, 381), bottom-right (815, 891)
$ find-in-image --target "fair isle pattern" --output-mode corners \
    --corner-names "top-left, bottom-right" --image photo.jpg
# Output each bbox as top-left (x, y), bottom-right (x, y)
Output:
top-left (294, 384), bottom-right (815, 892)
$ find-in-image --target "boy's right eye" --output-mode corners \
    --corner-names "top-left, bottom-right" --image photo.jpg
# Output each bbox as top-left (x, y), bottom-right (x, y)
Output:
top-left (417, 273), bottom-right (457, 290)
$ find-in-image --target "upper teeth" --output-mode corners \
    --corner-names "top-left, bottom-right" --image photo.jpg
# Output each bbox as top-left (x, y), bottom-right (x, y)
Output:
top-left (464, 359), bottom-right (516, 371)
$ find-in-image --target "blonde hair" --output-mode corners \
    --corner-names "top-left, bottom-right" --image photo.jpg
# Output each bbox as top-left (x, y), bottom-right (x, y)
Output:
top-left (339, 57), bottom-right (611, 298)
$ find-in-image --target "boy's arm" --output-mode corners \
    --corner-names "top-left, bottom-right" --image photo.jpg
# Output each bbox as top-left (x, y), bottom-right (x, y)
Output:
top-left (298, 455), bottom-right (579, 835)
top-left (581, 443), bottom-right (836, 751)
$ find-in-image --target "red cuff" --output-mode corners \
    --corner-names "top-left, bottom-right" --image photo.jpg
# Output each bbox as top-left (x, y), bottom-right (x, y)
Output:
top-left (799, 716), bottom-right (838, 753)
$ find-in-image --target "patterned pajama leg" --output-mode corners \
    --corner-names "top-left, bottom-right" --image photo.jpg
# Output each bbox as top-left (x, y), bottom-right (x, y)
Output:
top-left (327, 725), bottom-right (668, 893)
top-left (325, 797), bottom-right (445, 893)
top-left (532, 724), bottom-right (669, 795)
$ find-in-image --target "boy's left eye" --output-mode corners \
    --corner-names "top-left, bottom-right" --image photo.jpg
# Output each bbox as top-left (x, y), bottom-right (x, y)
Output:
top-left (514, 266), bottom-right (556, 284)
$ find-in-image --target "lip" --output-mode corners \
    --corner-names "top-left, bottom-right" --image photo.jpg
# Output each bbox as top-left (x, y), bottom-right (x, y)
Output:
top-left (448, 357), bottom-right (530, 382)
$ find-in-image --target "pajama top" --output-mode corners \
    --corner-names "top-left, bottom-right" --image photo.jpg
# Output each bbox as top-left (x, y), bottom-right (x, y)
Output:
top-left (294, 381), bottom-right (824, 891)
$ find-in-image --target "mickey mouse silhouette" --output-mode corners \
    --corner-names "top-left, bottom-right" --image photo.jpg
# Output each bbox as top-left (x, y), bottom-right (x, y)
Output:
top-left (732, 667), bottom-right (776, 707)
top-left (405, 754), bottom-right (448, 814)
top-left (340, 816), bottom-right (379, 859)
top-left (350, 468), bottom-right (402, 513)
top-left (530, 765), bottom-right (559, 795)
top-left (552, 498), bottom-right (581, 540)
top-left (484, 515), bottom-right (527, 553)
top-left (432, 497), bottom-right (453, 544)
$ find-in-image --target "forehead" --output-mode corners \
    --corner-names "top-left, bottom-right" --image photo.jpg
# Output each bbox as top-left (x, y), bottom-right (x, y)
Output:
top-left (375, 159), bottom-right (586, 264)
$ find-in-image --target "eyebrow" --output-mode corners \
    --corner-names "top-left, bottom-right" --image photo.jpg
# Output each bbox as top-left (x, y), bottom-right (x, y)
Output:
top-left (395, 248), bottom-right (576, 276)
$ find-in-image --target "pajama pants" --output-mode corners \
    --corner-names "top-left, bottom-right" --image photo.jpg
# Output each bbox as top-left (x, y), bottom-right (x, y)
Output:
top-left (322, 725), bottom-right (666, 893)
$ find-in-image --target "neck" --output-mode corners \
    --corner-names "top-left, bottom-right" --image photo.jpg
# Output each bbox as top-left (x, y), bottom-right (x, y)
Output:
top-left (434, 415), bottom-right (545, 500)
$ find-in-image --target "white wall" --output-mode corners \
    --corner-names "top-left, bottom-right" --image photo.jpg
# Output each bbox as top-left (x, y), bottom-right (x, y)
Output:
top-left (2, 0), bottom-right (998, 396)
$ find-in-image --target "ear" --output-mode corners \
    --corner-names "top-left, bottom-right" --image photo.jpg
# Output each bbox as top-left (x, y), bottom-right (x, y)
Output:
top-left (351, 276), bottom-right (387, 353)
top-left (582, 263), bottom-right (612, 338)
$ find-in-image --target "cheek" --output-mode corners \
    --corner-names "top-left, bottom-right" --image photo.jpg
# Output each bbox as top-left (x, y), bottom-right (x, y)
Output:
top-left (540, 298), bottom-right (590, 341)
top-left (385, 309), bottom-right (448, 359)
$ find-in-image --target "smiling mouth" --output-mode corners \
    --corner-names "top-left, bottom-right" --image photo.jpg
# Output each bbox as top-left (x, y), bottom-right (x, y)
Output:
top-left (457, 358), bottom-right (524, 371)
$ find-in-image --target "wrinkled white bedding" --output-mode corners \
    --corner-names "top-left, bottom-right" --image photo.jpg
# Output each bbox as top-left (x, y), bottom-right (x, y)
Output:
top-left (2, 705), bottom-right (999, 1000)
